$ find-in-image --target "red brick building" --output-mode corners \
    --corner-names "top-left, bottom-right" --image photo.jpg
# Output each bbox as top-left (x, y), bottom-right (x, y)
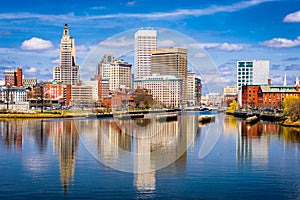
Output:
top-left (242, 85), bottom-right (300, 109)
top-left (260, 85), bottom-right (300, 109)
top-left (44, 80), bottom-right (64, 100)
top-left (65, 85), bottom-right (72, 106)
top-left (102, 88), bottom-right (153, 108)
top-left (241, 85), bottom-right (260, 108)
top-left (16, 68), bottom-right (23, 87)
top-left (5, 68), bottom-right (23, 87)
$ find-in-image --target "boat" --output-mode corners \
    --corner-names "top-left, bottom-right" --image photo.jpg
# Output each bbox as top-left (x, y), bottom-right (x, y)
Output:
top-left (198, 115), bottom-right (215, 123)
top-left (246, 116), bottom-right (259, 124)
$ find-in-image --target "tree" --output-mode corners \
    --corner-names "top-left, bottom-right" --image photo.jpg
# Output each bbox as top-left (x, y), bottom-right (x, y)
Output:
top-left (227, 100), bottom-right (238, 114)
top-left (133, 89), bottom-right (154, 109)
top-left (283, 96), bottom-right (300, 122)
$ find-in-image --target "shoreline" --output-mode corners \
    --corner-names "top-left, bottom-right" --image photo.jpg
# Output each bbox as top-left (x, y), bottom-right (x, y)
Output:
top-left (280, 120), bottom-right (300, 128)
top-left (0, 109), bottom-right (213, 120)
top-left (227, 111), bottom-right (300, 127)
top-left (0, 112), bottom-right (89, 119)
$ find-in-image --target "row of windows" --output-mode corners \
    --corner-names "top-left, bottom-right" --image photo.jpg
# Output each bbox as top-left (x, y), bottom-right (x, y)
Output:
top-left (238, 62), bottom-right (253, 67)
top-left (238, 76), bottom-right (253, 80)
top-left (238, 72), bottom-right (253, 75)
top-left (238, 68), bottom-right (253, 72)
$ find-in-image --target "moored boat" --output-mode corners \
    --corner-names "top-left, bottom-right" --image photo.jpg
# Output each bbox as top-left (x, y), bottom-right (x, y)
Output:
top-left (246, 116), bottom-right (259, 124)
top-left (198, 115), bottom-right (215, 123)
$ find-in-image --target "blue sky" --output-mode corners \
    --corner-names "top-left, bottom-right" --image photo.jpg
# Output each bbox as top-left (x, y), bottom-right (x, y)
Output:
top-left (0, 0), bottom-right (300, 86)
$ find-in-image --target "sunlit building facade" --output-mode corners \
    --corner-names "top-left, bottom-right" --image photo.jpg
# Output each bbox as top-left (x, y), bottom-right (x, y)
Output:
top-left (98, 54), bottom-right (132, 91)
top-left (187, 72), bottom-right (196, 106)
top-left (134, 75), bottom-right (182, 108)
top-left (151, 48), bottom-right (188, 105)
top-left (53, 24), bottom-right (80, 85)
top-left (4, 68), bottom-right (22, 87)
top-left (134, 29), bottom-right (157, 80)
top-left (22, 78), bottom-right (37, 88)
top-left (237, 60), bottom-right (269, 91)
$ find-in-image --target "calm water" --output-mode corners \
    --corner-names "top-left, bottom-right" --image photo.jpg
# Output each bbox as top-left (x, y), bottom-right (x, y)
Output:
top-left (0, 112), bottom-right (300, 199)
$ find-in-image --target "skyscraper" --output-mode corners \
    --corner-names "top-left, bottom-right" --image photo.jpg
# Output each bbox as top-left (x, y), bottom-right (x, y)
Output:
top-left (53, 24), bottom-right (80, 85)
top-left (237, 60), bottom-right (269, 91)
top-left (134, 29), bottom-right (157, 80)
top-left (151, 48), bottom-right (188, 105)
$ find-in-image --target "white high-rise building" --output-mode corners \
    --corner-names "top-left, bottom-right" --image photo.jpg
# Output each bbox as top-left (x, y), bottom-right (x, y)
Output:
top-left (53, 24), bottom-right (80, 85)
top-left (134, 29), bottom-right (157, 80)
top-left (237, 60), bottom-right (269, 91)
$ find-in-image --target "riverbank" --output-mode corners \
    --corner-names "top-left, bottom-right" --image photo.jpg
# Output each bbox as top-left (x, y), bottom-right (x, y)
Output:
top-left (0, 110), bottom-right (90, 119)
top-left (281, 118), bottom-right (300, 127)
top-left (228, 110), bottom-right (300, 127)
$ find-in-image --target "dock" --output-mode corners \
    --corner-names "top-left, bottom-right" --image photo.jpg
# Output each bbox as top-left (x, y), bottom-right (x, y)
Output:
top-left (118, 114), bottom-right (144, 120)
top-left (156, 114), bottom-right (178, 122)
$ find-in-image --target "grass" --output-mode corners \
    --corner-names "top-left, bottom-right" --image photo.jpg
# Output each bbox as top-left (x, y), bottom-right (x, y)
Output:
top-left (0, 109), bottom-right (90, 118)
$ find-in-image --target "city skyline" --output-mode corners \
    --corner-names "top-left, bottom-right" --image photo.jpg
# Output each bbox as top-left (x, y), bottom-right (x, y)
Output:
top-left (0, 0), bottom-right (299, 86)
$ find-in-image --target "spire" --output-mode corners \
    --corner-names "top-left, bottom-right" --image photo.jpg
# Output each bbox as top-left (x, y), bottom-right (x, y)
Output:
top-left (283, 73), bottom-right (287, 86)
top-left (63, 24), bottom-right (69, 36)
top-left (295, 75), bottom-right (299, 86)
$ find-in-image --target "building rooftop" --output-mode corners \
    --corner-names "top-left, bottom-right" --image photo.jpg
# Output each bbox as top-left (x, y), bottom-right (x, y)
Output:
top-left (260, 85), bottom-right (300, 93)
top-left (134, 74), bottom-right (182, 81)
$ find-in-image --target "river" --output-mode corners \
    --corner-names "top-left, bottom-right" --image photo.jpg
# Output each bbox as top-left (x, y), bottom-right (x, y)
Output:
top-left (0, 112), bottom-right (299, 199)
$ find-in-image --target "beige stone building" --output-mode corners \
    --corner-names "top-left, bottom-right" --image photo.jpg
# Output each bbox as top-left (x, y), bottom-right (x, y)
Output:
top-left (99, 54), bottom-right (132, 91)
top-left (151, 47), bottom-right (188, 105)
top-left (134, 75), bottom-right (182, 108)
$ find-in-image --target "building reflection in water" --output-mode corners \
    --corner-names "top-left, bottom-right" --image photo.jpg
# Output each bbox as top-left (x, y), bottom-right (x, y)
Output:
top-left (1, 115), bottom-right (299, 194)
top-left (235, 119), bottom-right (280, 166)
top-left (281, 126), bottom-right (300, 144)
top-left (78, 114), bottom-right (197, 194)
top-left (0, 120), bottom-right (23, 151)
top-left (51, 120), bottom-right (79, 192)
top-left (34, 120), bottom-right (49, 153)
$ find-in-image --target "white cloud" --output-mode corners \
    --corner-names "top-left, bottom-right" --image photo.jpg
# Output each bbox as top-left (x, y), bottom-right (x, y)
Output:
top-left (215, 43), bottom-right (244, 51)
top-left (101, 37), bottom-right (134, 47)
top-left (221, 71), bottom-right (233, 76)
top-left (259, 36), bottom-right (300, 48)
top-left (271, 76), bottom-right (283, 84)
top-left (194, 52), bottom-right (207, 58)
top-left (51, 59), bottom-right (60, 64)
top-left (283, 10), bottom-right (300, 22)
top-left (25, 67), bottom-right (37, 73)
top-left (21, 37), bottom-right (53, 50)
top-left (0, 0), bottom-right (270, 22)
top-left (90, 6), bottom-right (107, 10)
top-left (158, 40), bottom-right (177, 48)
top-left (76, 45), bottom-right (91, 52)
top-left (221, 77), bottom-right (234, 84)
top-left (202, 43), bottom-right (244, 51)
top-left (127, 1), bottom-right (136, 6)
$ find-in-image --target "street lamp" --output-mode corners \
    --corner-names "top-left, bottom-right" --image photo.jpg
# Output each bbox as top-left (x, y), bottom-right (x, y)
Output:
top-left (6, 83), bottom-right (10, 110)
